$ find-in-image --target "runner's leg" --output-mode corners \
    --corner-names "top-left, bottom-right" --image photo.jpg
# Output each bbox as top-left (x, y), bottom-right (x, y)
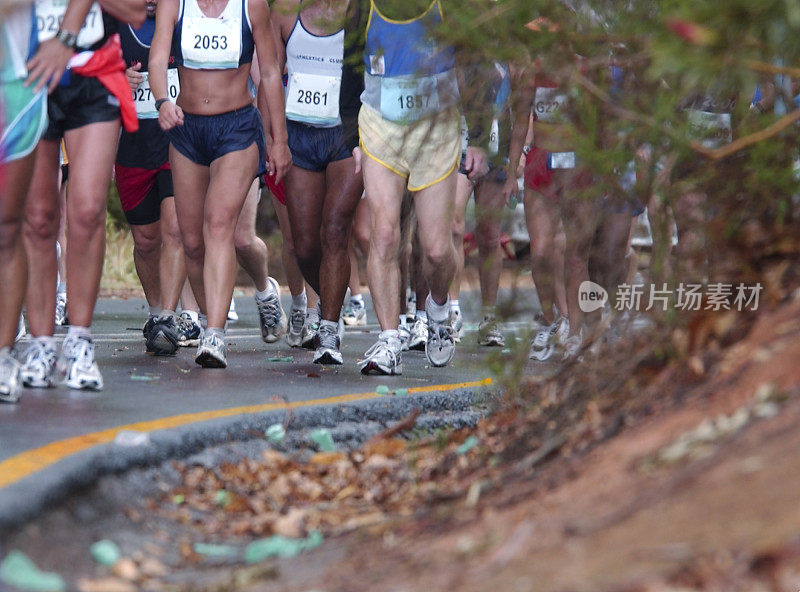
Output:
top-left (130, 221), bottom-right (163, 309)
top-left (234, 179), bottom-right (269, 292)
top-left (159, 196), bottom-right (185, 311)
top-left (473, 176), bottom-right (506, 309)
top-left (284, 166), bottom-right (325, 296)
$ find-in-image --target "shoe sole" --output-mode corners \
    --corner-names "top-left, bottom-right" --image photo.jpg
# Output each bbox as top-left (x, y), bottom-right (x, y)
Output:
top-left (286, 332), bottom-right (303, 348)
top-left (64, 377), bottom-right (103, 390)
top-left (147, 331), bottom-right (178, 356)
top-left (313, 350), bottom-right (343, 365)
top-left (342, 316), bottom-right (366, 327)
top-left (195, 351), bottom-right (227, 368)
top-left (177, 338), bottom-right (200, 347)
top-left (359, 361), bottom-right (402, 375)
top-left (425, 343), bottom-right (455, 367)
top-left (529, 345), bottom-right (555, 361)
top-left (20, 374), bottom-right (56, 388)
top-left (479, 338), bottom-right (505, 347)
top-left (0, 393), bottom-right (21, 403)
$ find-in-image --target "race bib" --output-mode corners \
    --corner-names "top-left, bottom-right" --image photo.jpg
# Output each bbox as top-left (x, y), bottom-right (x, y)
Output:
top-left (36, 0), bottom-right (103, 47)
top-left (489, 118), bottom-right (499, 156)
top-left (687, 110), bottom-right (732, 149)
top-left (534, 87), bottom-right (568, 124)
top-left (134, 69), bottom-right (180, 119)
top-left (380, 76), bottom-right (440, 124)
top-left (460, 116), bottom-right (469, 152)
top-left (182, 16), bottom-right (240, 69)
top-left (285, 72), bottom-right (341, 125)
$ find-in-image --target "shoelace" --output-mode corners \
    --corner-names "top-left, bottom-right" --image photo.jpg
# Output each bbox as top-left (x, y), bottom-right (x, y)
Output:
top-left (258, 295), bottom-right (282, 327)
top-left (363, 339), bottom-right (396, 362)
top-left (176, 314), bottom-right (195, 335)
top-left (290, 308), bottom-right (305, 331)
top-left (316, 325), bottom-right (339, 350)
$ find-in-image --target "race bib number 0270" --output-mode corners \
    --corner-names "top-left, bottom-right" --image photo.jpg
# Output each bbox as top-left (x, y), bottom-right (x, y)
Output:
top-left (36, 0), bottom-right (104, 47)
top-left (134, 69), bottom-right (180, 119)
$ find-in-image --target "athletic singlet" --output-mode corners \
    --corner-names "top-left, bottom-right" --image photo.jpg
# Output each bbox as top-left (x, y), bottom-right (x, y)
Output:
top-left (533, 75), bottom-right (570, 125)
top-left (361, 0), bottom-right (460, 124)
top-left (681, 94), bottom-right (734, 149)
top-left (1, 5), bottom-right (38, 82)
top-left (459, 61), bottom-right (511, 158)
top-left (34, 0), bottom-right (115, 52)
top-left (120, 19), bottom-right (180, 119)
top-left (284, 5), bottom-right (345, 127)
top-left (174, 0), bottom-right (254, 70)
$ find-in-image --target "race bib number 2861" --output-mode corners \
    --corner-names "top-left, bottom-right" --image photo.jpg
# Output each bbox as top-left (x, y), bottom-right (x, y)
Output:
top-left (36, 0), bottom-right (104, 47)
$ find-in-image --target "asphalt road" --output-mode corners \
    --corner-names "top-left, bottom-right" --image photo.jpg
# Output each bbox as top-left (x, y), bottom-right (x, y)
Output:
top-left (0, 292), bottom-right (536, 530)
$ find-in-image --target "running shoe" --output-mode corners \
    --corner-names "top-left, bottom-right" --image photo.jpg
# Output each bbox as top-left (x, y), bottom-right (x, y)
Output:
top-left (425, 318), bottom-right (456, 367)
top-left (286, 305), bottom-right (306, 348)
top-left (195, 330), bottom-right (227, 368)
top-left (407, 317), bottom-right (428, 351)
top-left (359, 334), bottom-right (402, 375)
top-left (301, 305), bottom-right (321, 350)
top-left (342, 298), bottom-right (367, 326)
top-left (398, 321), bottom-right (411, 352)
top-left (55, 292), bottom-right (68, 326)
top-left (562, 331), bottom-right (583, 361)
top-left (142, 314), bottom-right (157, 339)
top-left (227, 299), bottom-right (239, 322)
top-left (0, 348), bottom-right (22, 403)
top-left (477, 317), bottom-right (505, 347)
top-left (529, 316), bottom-right (569, 362)
top-left (177, 311), bottom-right (202, 347)
top-left (313, 323), bottom-right (343, 365)
top-left (257, 278), bottom-right (287, 343)
top-left (15, 314), bottom-right (26, 342)
top-left (405, 293), bottom-right (417, 324)
top-left (20, 338), bottom-right (57, 388)
top-left (450, 308), bottom-right (464, 343)
top-left (58, 335), bottom-right (103, 390)
top-left (146, 313), bottom-right (179, 356)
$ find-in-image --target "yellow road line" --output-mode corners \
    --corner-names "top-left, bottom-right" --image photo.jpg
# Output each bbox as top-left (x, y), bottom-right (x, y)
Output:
top-left (0, 378), bottom-right (492, 490)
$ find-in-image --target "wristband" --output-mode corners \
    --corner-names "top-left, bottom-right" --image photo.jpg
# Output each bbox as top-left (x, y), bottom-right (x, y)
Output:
top-left (55, 29), bottom-right (78, 51)
top-left (155, 98), bottom-right (169, 112)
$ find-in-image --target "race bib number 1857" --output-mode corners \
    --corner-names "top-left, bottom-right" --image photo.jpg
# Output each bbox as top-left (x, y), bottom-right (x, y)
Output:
top-left (36, 0), bottom-right (104, 47)
top-left (380, 76), bottom-right (440, 124)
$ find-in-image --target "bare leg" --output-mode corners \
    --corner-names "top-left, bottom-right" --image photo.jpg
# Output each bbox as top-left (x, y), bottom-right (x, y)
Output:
top-left (450, 172), bottom-right (472, 302)
top-left (130, 221), bottom-right (163, 308)
top-left (234, 180), bottom-right (269, 292)
top-left (473, 176), bottom-right (506, 309)
top-left (525, 187), bottom-right (565, 322)
top-left (159, 197), bottom-right (185, 311)
top-left (272, 195), bottom-right (305, 297)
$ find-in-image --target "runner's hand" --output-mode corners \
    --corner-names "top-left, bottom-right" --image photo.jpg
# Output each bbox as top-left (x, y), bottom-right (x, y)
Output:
top-left (126, 62), bottom-right (144, 92)
top-left (352, 146), bottom-right (363, 175)
top-left (266, 139), bottom-right (291, 184)
top-left (464, 146), bottom-right (489, 182)
top-left (158, 101), bottom-right (184, 131)
top-left (501, 173), bottom-right (518, 207)
top-left (25, 38), bottom-right (74, 93)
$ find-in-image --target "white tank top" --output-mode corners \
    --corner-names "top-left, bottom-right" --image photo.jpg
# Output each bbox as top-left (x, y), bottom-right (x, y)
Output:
top-left (180, 0), bottom-right (246, 70)
top-left (284, 14), bottom-right (344, 127)
top-left (1, 7), bottom-right (34, 81)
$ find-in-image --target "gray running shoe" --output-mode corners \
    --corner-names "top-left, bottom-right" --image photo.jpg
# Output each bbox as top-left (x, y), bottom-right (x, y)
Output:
top-left (0, 348), bottom-right (22, 403)
top-left (257, 278), bottom-right (287, 343)
top-left (59, 335), bottom-right (103, 390)
top-left (407, 317), bottom-right (428, 351)
top-left (146, 313), bottom-right (179, 356)
top-left (20, 338), bottom-right (57, 388)
top-left (398, 321), bottom-right (411, 351)
top-left (425, 318), bottom-right (456, 367)
top-left (301, 304), bottom-right (321, 350)
top-left (55, 292), bottom-right (68, 326)
top-left (195, 330), bottom-right (227, 368)
top-left (449, 308), bottom-right (463, 343)
top-left (313, 323), bottom-right (343, 365)
top-left (342, 298), bottom-right (367, 326)
top-left (15, 314), bottom-right (26, 342)
top-left (477, 317), bottom-right (505, 347)
top-left (529, 315), bottom-right (569, 361)
top-left (359, 334), bottom-right (402, 375)
top-left (177, 311), bottom-right (202, 347)
top-left (286, 305), bottom-right (306, 348)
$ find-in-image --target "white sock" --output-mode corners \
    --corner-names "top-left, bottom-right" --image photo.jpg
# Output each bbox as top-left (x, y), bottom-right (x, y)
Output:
top-left (159, 309), bottom-right (175, 318)
top-left (34, 335), bottom-right (56, 350)
top-left (450, 299), bottom-right (460, 312)
top-left (351, 293), bottom-right (364, 305)
top-left (67, 325), bottom-right (91, 339)
top-left (426, 294), bottom-right (450, 323)
top-left (291, 290), bottom-right (307, 311)
top-left (149, 305), bottom-right (162, 317)
top-left (416, 310), bottom-right (428, 323)
top-left (183, 309), bottom-right (199, 323)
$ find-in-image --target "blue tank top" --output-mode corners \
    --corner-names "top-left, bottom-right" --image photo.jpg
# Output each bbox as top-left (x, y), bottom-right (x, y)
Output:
top-left (174, 0), bottom-right (254, 70)
top-left (361, 0), bottom-right (459, 124)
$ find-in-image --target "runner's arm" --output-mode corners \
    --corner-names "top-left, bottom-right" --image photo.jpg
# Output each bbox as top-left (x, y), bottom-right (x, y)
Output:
top-left (251, 0), bottom-right (291, 183)
top-left (99, 0), bottom-right (146, 27)
top-left (150, 0), bottom-right (183, 130)
top-left (25, 0), bottom-right (94, 92)
top-left (503, 64), bottom-right (536, 204)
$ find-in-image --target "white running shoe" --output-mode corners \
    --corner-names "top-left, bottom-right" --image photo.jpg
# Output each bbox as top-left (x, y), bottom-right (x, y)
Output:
top-left (477, 317), bottom-right (505, 347)
top-left (15, 314), bottom-right (26, 342)
top-left (55, 292), bottom-right (68, 326)
top-left (449, 308), bottom-right (464, 343)
top-left (301, 305), bottom-right (321, 350)
top-left (529, 316), bottom-right (569, 361)
top-left (313, 322), bottom-right (343, 365)
top-left (562, 331), bottom-right (583, 361)
top-left (407, 317), bottom-right (428, 351)
top-left (20, 338), bottom-right (57, 388)
top-left (59, 335), bottom-right (103, 390)
top-left (342, 298), bottom-right (367, 326)
top-left (425, 318), bottom-right (456, 367)
top-left (405, 293), bottom-right (417, 324)
top-left (0, 348), bottom-right (22, 403)
top-left (176, 311), bottom-right (203, 347)
top-left (286, 305), bottom-right (306, 348)
top-left (227, 299), bottom-right (239, 322)
top-left (195, 330), bottom-right (227, 368)
top-left (359, 333), bottom-right (402, 375)
top-left (256, 278), bottom-right (287, 343)
top-left (398, 321), bottom-right (411, 352)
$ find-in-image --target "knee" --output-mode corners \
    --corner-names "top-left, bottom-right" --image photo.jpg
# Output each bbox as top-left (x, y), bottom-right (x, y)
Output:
top-left (24, 202), bottom-right (59, 244)
top-left (370, 224), bottom-right (400, 261)
top-left (423, 237), bottom-right (453, 270)
top-left (475, 223), bottom-right (500, 252)
top-left (233, 228), bottom-right (254, 253)
top-left (69, 200), bottom-right (106, 237)
top-left (321, 216), bottom-right (349, 253)
top-left (204, 212), bottom-right (236, 244)
top-left (133, 228), bottom-right (160, 259)
top-left (451, 215), bottom-right (466, 242)
top-left (293, 235), bottom-right (319, 270)
top-left (181, 231), bottom-right (204, 262)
